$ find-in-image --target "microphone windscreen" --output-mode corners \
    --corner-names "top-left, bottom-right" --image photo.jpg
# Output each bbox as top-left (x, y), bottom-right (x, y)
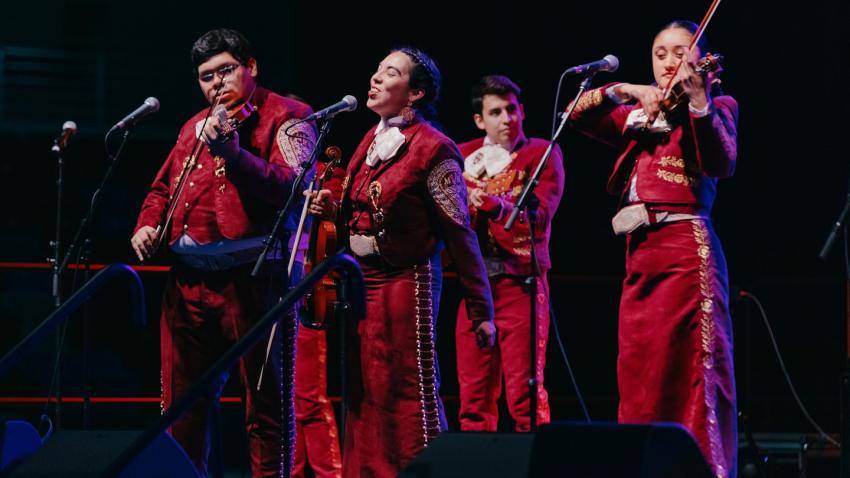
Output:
top-left (343, 95), bottom-right (358, 111)
top-left (603, 55), bottom-right (620, 72)
top-left (144, 97), bottom-right (161, 112)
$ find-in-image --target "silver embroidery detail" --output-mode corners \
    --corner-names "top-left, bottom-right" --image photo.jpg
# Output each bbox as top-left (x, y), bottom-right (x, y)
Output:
top-left (414, 262), bottom-right (441, 445)
top-left (160, 370), bottom-right (165, 415)
top-left (427, 159), bottom-right (469, 226)
top-left (277, 119), bottom-right (317, 174)
top-left (279, 310), bottom-right (297, 477)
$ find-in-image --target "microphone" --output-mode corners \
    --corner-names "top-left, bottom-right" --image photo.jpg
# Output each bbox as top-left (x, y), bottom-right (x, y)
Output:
top-left (51, 120), bottom-right (77, 153)
top-left (303, 95), bottom-right (358, 122)
top-left (109, 97), bottom-right (160, 132)
top-left (564, 55), bottom-right (619, 76)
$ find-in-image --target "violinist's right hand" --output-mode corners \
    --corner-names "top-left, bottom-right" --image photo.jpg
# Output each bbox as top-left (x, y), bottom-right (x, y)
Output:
top-left (306, 189), bottom-right (338, 221)
top-left (615, 83), bottom-right (665, 122)
top-left (131, 225), bottom-right (159, 262)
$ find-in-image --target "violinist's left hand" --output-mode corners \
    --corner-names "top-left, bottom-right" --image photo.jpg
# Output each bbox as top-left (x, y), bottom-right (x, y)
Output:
top-left (203, 115), bottom-right (241, 161)
top-left (677, 53), bottom-right (710, 111)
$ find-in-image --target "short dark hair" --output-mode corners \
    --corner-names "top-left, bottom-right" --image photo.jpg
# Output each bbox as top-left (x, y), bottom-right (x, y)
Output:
top-left (191, 28), bottom-right (255, 72)
top-left (471, 75), bottom-right (522, 114)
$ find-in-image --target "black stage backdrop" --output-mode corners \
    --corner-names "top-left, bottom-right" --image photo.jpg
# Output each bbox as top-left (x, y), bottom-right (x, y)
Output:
top-left (0, 0), bottom-right (848, 442)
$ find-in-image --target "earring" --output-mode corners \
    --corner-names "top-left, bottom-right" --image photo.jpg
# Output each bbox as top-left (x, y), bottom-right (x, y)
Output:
top-left (400, 105), bottom-right (416, 123)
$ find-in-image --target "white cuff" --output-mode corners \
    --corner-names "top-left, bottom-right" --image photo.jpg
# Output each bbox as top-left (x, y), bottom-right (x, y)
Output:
top-left (605, 84), bottom-right (629, 104)
top-left (688, 100), bottom-right (712, 117)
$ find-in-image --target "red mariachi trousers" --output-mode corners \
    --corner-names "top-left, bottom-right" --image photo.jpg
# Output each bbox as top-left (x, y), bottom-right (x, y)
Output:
top-left (343, 256), bottom-right (447, 478)
top-left (294, 326), bottom-right (343, 478)
top-left (619, 219), bottom-right (737, 478)
top-left (160, 262), bottom-right (286, 478)
top-left (456, 274), bottom-right (550, 431)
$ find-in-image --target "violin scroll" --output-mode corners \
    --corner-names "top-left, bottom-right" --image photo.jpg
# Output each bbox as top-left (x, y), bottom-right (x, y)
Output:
top-left (659, 52), bottom-right (724, 117)
top-left (324, 145), bottom-right (343, 162)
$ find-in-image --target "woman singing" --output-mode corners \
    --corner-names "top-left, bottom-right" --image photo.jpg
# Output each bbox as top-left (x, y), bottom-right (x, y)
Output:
top-left (310, 47), bottom-right (496, 477)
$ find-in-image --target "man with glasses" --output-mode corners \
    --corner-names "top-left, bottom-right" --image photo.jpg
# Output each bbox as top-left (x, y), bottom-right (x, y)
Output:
top-left (130, 28), bottom-right (316, 477)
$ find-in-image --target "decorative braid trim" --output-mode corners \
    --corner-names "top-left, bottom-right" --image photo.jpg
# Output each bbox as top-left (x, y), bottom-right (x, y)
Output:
top-left (280, 314), bottom-right (298, 477)
top-left (160, 370), bottom-right (165, 415)
top-left (692, 220), bottom-right (728, 478)
top-left (572, 88), bottom-right (604, 113)
top-left (414, 262), bottom-right (441, 444)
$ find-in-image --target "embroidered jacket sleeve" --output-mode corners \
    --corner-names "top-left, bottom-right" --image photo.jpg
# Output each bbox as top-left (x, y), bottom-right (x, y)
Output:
top-left (426, 143), bottom-right (494, 321)
top-left (225, 118), bottom-right (317, 208)
top-left (688, 95), bottom-right (738, 178)
top-left (569, 83), bottom-right (632, 150)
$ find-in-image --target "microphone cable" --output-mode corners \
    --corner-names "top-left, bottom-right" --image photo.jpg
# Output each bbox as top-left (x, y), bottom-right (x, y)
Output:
top-left (739, 289), bottom-right (840, 447)
top-left (545, 63), bottom-right (593, 422)
top-left (844, 223), bottom-right (849, 281)
top-left (547, 297), bottom-right (591, 422)
top-left (550, 68), bottom-right (573, 138)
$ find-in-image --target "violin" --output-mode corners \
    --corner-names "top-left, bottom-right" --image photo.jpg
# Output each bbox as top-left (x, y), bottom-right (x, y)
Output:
top-left (657, 52), bottom-right (724, 120)
top-left (300, 146), bottom-right (343, 330)
top-left (153, 78), bottom-right (256, 248)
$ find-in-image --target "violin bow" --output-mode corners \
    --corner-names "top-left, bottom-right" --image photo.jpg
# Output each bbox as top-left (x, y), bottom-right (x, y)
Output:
top-left (660, 0), bottom-right (722, 100)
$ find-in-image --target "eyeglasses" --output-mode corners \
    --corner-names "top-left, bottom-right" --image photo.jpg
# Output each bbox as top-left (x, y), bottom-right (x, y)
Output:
top-left (198, 63), bottom-right (240, 83)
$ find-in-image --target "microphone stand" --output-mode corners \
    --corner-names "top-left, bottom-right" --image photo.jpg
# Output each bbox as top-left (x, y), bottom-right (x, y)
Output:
top-left (252, 117), bottom-right (333, 381)
top-left (251, 119), bottom-right (331, 277)
top-left (251, 118), bottom-right (332, 385)
top-left (504, 74), bottom-right (594, 432)
top-left (819, 177), bottom-right (850, 262)
top-left (248, 118), bottom-right (330, 477)
top-left (58, 129), bottom-right (132, 281)
top-left (818, 173), bottom-right (850, 476)
top-left (50, 141), bottom-right (66, 309)
top-left (49, 139), bottom-right (66, 429)
top-left (49, 128), bottom-right (132, 429)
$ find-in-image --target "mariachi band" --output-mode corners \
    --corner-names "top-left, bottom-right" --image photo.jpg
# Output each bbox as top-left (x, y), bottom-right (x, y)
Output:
top-left (129, 20), bottom-right (738, 478)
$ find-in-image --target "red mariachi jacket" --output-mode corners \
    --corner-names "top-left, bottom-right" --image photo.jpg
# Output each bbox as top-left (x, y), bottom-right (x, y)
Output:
top-left (458, 138), bottom-right (565, 276)
top-left (134, 87), bottom-right (316, 244)
top-left (570, 84), bottom-right (738, 213)
top-left (341, 120), bottom-right (494, 321)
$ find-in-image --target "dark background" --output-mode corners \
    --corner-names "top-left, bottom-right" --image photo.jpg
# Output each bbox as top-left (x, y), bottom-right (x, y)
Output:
top-left (1, 0), bottom-right (848, 465)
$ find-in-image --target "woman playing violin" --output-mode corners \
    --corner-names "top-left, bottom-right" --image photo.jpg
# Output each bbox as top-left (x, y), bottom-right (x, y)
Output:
top-left (570, 20), bottom-right (738, 477)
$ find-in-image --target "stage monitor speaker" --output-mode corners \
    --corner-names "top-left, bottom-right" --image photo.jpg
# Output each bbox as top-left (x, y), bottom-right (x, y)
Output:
top-left (6, 430), bottom-right (200, 478)
top-left (399, 432), bottom-right (534, 478)
top-left (529, 421), bottom-right (714, 477)
top-left (0, 420), bottom-right (42, 472)
top-left (400, 421), bottom-right (714, 478)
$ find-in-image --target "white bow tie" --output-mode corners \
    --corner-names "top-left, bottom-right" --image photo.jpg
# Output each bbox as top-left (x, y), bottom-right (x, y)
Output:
top-left (464, 143), bottom-right (513, 178)
top-left (366, 126), bottom-right (406, 167)
top-left (625, 108), bottom-right (672, 133)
